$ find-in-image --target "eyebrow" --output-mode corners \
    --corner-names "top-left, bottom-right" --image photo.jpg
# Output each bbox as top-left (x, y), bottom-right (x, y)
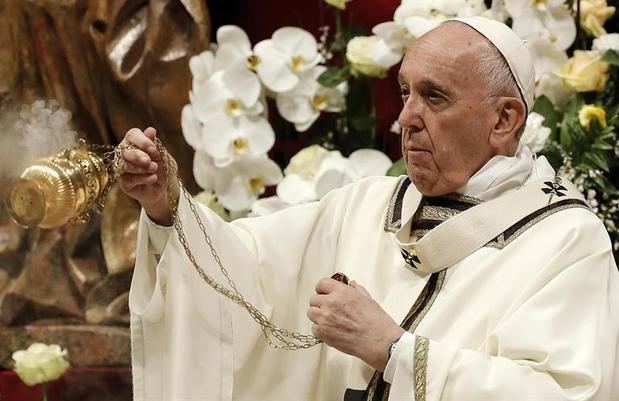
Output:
top-left (398, 74), bottom-right (452, 97)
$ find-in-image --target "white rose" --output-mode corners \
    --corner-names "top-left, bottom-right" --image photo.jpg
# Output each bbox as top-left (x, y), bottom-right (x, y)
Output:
top-left (346, 36), bottom-right (388, 77)
top-left (592, 33), bottom-right (619, 53)
top-left (324, 0), bottom-right (352, 10)
top-left (284, 144), bottom-right (329, 179)
top-left (12, 343), bottom-right (70, 386)
top-left (520, 112), bottom-right (551, 153)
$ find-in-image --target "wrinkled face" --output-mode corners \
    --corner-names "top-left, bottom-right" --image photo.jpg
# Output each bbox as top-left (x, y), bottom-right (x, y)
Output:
top-left (398, 25), bottom-right (498, 196)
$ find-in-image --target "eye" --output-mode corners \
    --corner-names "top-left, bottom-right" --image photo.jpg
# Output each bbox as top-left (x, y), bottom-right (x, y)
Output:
top-left (426, 90), bottom-right (444, 105)
top-left (400, 86), bottom-right (410, 102)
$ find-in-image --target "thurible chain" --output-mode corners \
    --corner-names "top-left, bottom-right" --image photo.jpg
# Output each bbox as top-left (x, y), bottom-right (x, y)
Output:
top-left (120, 139), bottom-right (322, 350)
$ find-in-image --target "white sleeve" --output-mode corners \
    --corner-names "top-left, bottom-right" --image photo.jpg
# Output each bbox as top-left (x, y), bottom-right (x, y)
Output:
top-left (383, 331), bottom-right (415, 384)
top-left (142, 212), bottom-right (173, 256)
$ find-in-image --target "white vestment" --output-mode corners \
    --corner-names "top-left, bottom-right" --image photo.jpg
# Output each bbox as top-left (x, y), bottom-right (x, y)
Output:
top-left (129, 146), bottom-right (619, 401)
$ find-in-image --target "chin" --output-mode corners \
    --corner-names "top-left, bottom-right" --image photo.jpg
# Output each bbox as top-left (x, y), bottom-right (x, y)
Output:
top-left (408, 171), bottom-right (452, 197)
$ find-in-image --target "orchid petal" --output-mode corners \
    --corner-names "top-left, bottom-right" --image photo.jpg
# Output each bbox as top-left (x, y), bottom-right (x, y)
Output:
top-left (181, 104), bottom-right (202, 150)
top-left (201, 112), bottom-right (236, 160)
top-left (254, 40), bottom-right (299, 92)
top-left (193, 150), bottom-right (216, 191)
top-left (372, 38), bottom-right (404, 68)
top-left (394, 3), bottom-right (431, 24)
top-left (272, 27), bottom-right (319, 62)
top-left (404, 16), bottom-right (440, 39)
top-left (314, 169), bottom-right (353, 199)
top-left (349, 149), bottom-right (392, 177)
top-left (245, 101), bottom-right (265, 116)
top-left (192, 76), bottom-right (227, 122)
top-left (542, 8), bottom-right (576, 50)
top-left (276, 174), bottom-right (317, 204)
top-left (295, 117), bottom-right (319, 132)
top-left (189, 51), bottom-right (214, 82)
top-left (222, 64), bottom-right (261, 108)
top-left (213, 43), bottom-right (247, 73)
top-left (253, 157), bottom-right (284, 185)
top-left (216, 174), bottom-right (255, 212)
top-left (217, 25), bottom-right (252, 55)
top-left (276, 93), bottom-right (317, 124)
top-left (527, 39), bottom-right (568, 75)
top-left (239, 115), bottom-right (275, 155)
top-left (314, 152), bottom-right (357, 198)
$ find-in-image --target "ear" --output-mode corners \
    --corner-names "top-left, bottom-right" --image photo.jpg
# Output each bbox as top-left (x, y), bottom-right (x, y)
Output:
top-left (489, 97), bottom-right (526, 151)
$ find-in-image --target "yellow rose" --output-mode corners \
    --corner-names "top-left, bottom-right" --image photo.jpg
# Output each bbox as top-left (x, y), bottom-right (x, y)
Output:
top-left (346, 36), bottom-right (388, 78)
top-left (324, 0), bottom-right (352, 10)
top-left (577, 0), bottom-right (616, 37)
top-left (12, 343), bottom-right (70, 386)
top-left (554, 50), bottom-right (610, 92)
top-left (578, 105), bottom-right (607, 128)
top-left (285, 145), bottom-right (329, 179)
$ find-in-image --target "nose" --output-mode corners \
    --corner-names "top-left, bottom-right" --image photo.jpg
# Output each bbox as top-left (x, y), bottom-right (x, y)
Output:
top-left (398, 95), bottom-right (424, 135)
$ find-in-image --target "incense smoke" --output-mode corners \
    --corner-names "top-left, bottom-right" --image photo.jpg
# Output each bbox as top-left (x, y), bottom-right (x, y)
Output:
top-left (0, 100), bottom-right (78, 200)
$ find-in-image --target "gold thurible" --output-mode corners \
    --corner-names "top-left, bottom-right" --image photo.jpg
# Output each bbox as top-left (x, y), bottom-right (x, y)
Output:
top-left (6, 139), bottom-right (110, 229)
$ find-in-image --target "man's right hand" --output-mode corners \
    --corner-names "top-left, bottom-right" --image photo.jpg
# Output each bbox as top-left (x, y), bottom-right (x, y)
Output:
top-left (117, 127), bottom-right (179, 226)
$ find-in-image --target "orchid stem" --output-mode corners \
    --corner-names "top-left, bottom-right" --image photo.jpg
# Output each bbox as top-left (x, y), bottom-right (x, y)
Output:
top-left (42, 382), bottom-right (48, 401)
top-left (370, 78), bottom-right (377, 148)
top-left (335, 9), bottom-right (342, 39)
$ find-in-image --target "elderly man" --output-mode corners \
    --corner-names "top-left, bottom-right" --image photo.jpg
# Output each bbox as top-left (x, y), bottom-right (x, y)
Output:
top-left (120, 17), bottom-right (619, 401)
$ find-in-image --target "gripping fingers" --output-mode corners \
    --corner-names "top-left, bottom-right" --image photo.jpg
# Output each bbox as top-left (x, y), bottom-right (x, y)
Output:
top-left (123, 148), bottom-right (155, 168)
top-left (125, 128), bottom-right (159, 159)
top-left (307, 306), bottom-right (321, 323)
top-left (119, 173), bottom-right (157, 191)
top-left (121, 159), bottom-right (158, 174)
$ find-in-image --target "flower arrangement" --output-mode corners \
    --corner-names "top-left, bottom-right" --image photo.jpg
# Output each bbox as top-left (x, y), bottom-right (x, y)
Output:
top-left (182, 0), bottom-right (618, 255)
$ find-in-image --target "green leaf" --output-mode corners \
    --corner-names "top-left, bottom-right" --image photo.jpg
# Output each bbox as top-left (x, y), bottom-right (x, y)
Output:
top-left (387, 158), bottom-right (407, 176)
top-left (583, 151), bottom-right (610, 172)
top-left (591, 174), bottom-right (611, 192)
top-left (559, 118), bottom-right (575, 150)
top-left (318, 66), bottom-right (351, 88)
top-left (532, 95), bottom-right (560, 136)
top-left (592, 142), bottom-right (614, 151)
top-left (602, 50), bottom-right (619, 66)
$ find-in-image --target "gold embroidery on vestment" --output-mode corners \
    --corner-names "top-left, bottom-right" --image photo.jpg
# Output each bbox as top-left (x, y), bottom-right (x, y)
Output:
top-left (414, 336), bottom-right (430, 401)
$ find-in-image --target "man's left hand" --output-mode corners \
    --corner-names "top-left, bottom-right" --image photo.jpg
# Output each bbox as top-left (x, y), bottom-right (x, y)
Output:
top-left (307, 277), bottom-right (405, 372)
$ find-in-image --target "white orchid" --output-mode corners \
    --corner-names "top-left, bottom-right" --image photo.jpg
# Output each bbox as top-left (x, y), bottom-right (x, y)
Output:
top-left (254, 27), bottom-right (322, 93)
top-left (505, 0), bottom-right (576, 51)
top-left (276, 65), bottom-right (347, 132)
top-left (193, 151), bottom-right (283, 212)
top-left (372, 0), bottom-right (487, 68)
top-left (189, 51), bottom-right (215, 85)
top-left (535, 73), bottom-right (572, 109)
top-left (521, 112), bottom-right (552, 153)
top-left (527, 37), bottom-right (572, 108)
top-left (190, 70), bottom-right (274, 166)
top-left (276, 146), bottom-right (392, 205)
top-left (371, 22), bottom-right (414, 68)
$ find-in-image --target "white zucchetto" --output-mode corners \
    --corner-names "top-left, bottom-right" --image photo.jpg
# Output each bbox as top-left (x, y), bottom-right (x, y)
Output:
top-left (451, 16), bottom-right (536, 113)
